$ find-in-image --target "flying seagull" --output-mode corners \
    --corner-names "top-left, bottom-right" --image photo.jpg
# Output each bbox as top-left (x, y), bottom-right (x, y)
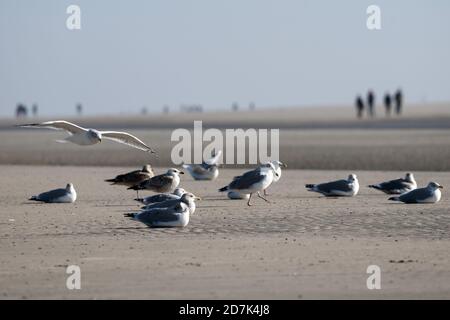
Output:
top-left (30, 183), bottom-right (77, 203)
top-left (17, 120), bottom-right (156, 153)
top-left (219, 162), bottom-right (278, 206)
top-left (128, 168), bottom-right (183, 193)
top-left (105, 165), bottom-right (154, 199)
top-left (305, 174), bottom-right (360, 197)
top-left (125, 193), bottom-right (200, 227)
top-left (389, 182), bottom-right (443, 204)
top-left (369, 173), bottom-right (417, 194)
top-left (182, 150), bottom-right (222, 180)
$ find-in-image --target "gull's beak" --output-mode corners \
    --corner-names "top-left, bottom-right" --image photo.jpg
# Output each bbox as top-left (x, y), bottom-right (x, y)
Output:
top-left (281, 162), bottom-right (287, 168)
top-left (438, 185), bottom-right (444, 189)
top-left (195, 196), bottom-right (202, 201)
top-left (179, 171), bottom-right (184, 174)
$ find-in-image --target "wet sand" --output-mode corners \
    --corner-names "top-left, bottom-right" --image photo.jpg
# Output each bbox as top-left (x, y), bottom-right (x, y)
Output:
top-left (1, 103), bottom-right (450, 170)
top-left (1, 165), bottom-right (449, 299)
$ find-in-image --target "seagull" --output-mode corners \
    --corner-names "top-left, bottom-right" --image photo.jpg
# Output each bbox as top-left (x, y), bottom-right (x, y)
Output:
top-left (369, 173), bottom-right (417, 194)
top-left (305, 174), bottom-right (359, 197)
top-left (125, 193), bottom-right (200, 227)
top-left (128, 168), bottom-right (183, 193)
top-left (17, 120), bottom-right (156, 153)
top-left (264, 160), bottom-right (287, 195)
top-left (134, 188), bottom-right (186, 205)
top-left (105, 164), bottom-right (154, 198)
top-left (30, 183), bottom-right (77, 203)
top-left (389, 182), bottom-right (443, 204)
top-left (219, 162), bottom-right (278, 206)
top-left (182, 150), bottom-right (222, 180)
top-left (141, 191), bottom-right (200, 214)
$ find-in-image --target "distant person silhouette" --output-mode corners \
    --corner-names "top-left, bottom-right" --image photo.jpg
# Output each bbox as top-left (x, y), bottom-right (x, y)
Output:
top-left (355, 95), bottom-right (364, 119)
top-left (16, 104), bottom-right (27, 118)
top-left (163, 105), bottom-right (170, 114)
top-left (394, 89), bottom-right (403, 115)
top-left (76, 103), bottom-right (83, 116)
top-left (367, 90), bottom-right (375, 118)
top-left (249, 102), bottom-right (256, 111)
top-left (383, 93), bottom-right (392, 117)
top-left (232, 102), bottom-right (239, 112)
top-left (32, 104), bottom-right (38, 117)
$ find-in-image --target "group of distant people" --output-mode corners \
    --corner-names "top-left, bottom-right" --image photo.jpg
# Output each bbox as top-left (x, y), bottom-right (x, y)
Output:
top-left (15, 103), bottom-right (83, 118)
top-left (15, 103), bottom-right (39, 118)
top-left (355, 89), bottom-right (403, 118)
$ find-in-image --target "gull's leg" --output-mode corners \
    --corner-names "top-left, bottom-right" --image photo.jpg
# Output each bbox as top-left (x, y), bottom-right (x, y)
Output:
top-left (247, 193), bottom-right (253, 206)
top-left (136, 190), bottom-right (140, 200)
top-left (264, 189), bottom-right (269, 196)
top-left (257, 191), bottom-right (270, 203)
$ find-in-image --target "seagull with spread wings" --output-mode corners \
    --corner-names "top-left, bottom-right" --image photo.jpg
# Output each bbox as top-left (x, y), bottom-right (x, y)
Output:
top-left (17, 120), bottom-right (156, 153)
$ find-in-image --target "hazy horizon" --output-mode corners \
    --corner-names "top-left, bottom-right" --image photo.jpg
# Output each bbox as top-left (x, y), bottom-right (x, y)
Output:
top-left (1, 0), bottom-right (449, 117)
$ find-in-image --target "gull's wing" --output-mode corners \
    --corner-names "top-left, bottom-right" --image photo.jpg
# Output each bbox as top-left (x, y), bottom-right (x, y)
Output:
top-left (398, 188), bottom-right (432, 203)
top-left (17, 120), bottom-right (86, 135)
top-left (316, 179), bottom-right (352, 193)
top-left (229, 169), bottom-right (265, 190)
top-left (379, 178), bottom-right (410, 190)
top-left (136, 203), bottom-right (186, 224)
top-left (100, 131), bottom-right (155, 153)
top-left (146, 174), bottom-right (174, 188)
top-left (34, 188), bottom-right (69, 202)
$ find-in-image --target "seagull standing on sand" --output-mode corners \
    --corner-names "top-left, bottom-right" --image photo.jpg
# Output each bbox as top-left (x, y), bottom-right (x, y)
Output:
top-left (128, 168), bottom-right (183, 193)
top-left (17, 120), bottom-right (156, 153)
top-left (125, 193), bottom-right (200, 227)
top-left (227, 160), bottom-right (286, 199)
top-left (369, 173), bottom-right (417, 194)
top-left (182, 150), bottom-right (222, 180)
top-left (135, 188), bottom-right (186, 205)
top-left (219, 162), bottom-right (278, 206)
top-left (105, 165), bottom-right (154, 198)
top-left (389, 182), bottom-right (443, 204)
top-left (30, 183), bottom-right (77, 203)
top-left (305, 174), bottom-right (359, 197)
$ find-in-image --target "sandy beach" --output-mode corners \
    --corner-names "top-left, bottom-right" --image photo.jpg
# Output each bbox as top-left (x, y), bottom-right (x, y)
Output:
top-left (1, 165), bottom-right (449, 299)
top-left (0, 104), bottom-right (449, 299)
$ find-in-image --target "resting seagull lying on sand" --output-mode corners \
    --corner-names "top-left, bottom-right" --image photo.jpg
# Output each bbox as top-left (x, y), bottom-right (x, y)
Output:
top-left (220, 162), bottom-right (278, 206)
top-left (125, 193), bottom-right (200, 227)
top-left (389, 182), bottom-right (443, 204)
top-left (105, 165), bottom-right (154, 198)
top-left (182, 150), bottom-right (222, 181)
top-left (17, 120), bottom-right (156, 153)
top-left (306, 174), bottom-right (359, 197)
top-left (30, 183), bottom-right (77, 203)
top-left (128, 168), bottom-right (183, 193)
top-left (135, 188), bottom-right (186, 205)
top-left (369, 173), bottom-right (417, 194)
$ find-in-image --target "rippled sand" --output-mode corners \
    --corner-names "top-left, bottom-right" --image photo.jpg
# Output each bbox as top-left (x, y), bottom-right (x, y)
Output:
top-left (1, 165), bottom-right (449, 299)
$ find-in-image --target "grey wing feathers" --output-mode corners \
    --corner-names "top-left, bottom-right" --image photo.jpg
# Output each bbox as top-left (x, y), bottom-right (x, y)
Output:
top-left (32, 188), bottom-right (67, 201)
top-left (399, 189), bottom-right (431, 203)
top-left (229, 170), bottom-right (264, 190)
top-left (316, 180), bottom-right (351, 193)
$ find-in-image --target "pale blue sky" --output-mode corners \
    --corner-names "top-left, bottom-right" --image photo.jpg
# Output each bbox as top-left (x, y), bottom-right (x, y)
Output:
top-left (1, 0), bottom-right (449, 117)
